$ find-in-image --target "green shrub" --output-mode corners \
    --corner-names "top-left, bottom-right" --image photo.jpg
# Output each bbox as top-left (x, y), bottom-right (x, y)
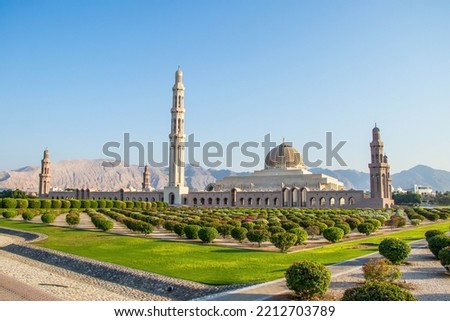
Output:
top-left (41, 212), bottom-right (57, 223)
top-left (366, 219), bottom-right (382, 230)
top-left (70, 199), bottom-right (81, 209)
top-left (173, 223), bottom-right (187, 237)
top-left (410, 219), bottom-right (421, 226)
top-left (163, 220), bottom-right (178, 232)
top-left (198, 227), bottom-right (219, 243)
top-left (362, 258), bottom-right (402, 282)
top-left (341, 282), bottom-right (416, 301)
top-left (281, 221), bottom-right (300, 230)
top-left (90, 200), bottom-right (98, 209)
top-left (51, 199), bottom-right (62, 209)
top-left (438, 246), bottom-right (450, 272)
top-left (285, 261), bottom-right (331, 300)
top-left (379, 238), bottom-right (411, 264)
top-left (385, 216), bottom-right (406, 229)
top-left (184, 224), bottom-right (202, 239)
top-left (2, 198), bottom-right (17, 209)
top-left (335, 222), bottom-right (351, 235)
top-left (357, 222), bottom-right (375, 235)
top-left (2, 210), bottom-right (17, 218)
top-left (16, 199), bottom-right (28, 209)
top-left (122, 218), bottom-right (153, 234)
top-left (323, 227), bottom-right (345, 243)
top-left (97, 200), bottom-right (106, 209)
top-left (270, 232), bottom-right (297, 253)
top-left (428, 235), bottom-right (450, 258)
top-left (61, 200), bottom-right (71, 209)
top-left (80, 200), bottom-right (91, 209)
top-left (288, 228), bottom-right (308, 245)
top-left (125, 201), bottom-right (134, 209)
top-left (113, 200), bottom-right (126, 209)
top-left (247, 229), bottom-right (270, 247)
top-left (40, 199), bottom-right (51, 209)
top-left (268, 226), bottom-right (286, 235)
top-left (22, 211), bottom-right (37, 221)
top-left (217, 224), bottom-right (234, 238)
top-left (66, 212), bottom-right (80, 225)
top-left (241, 221), bottom-right (255, 231)
top-left (105, 200), bottom-right (114, 208)
top-left (90, 213), bottom-right (113, 231)
top-left (425, 229), bottom-right (444, 241)
top-left (28, 199), bottom-right (41, 209)
top-left (231, 227), bottom-right (248, 242)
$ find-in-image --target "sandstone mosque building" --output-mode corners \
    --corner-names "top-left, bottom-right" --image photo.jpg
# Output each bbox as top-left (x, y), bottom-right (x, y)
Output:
top-left (40, 68), bottom-right (394, 209)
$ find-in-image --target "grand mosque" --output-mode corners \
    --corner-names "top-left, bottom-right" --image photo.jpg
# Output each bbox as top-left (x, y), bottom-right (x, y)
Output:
top-left (39, 68), bottom-right (394, 209)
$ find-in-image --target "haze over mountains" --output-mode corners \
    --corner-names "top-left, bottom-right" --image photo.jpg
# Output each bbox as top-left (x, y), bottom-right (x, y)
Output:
top-left (0, 160), bottom-right (449, 193)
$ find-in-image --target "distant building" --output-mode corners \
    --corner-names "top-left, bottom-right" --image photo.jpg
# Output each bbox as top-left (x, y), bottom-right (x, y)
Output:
top-left (41, 68), bottom-right (394, 209)
top-left (412, 184), bottom-right (434, 196)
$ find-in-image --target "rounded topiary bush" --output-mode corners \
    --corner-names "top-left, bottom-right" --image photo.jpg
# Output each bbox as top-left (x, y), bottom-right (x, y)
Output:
top-left (341, 282), bottom-right (416, 301)
top-left (61, 200), bottom-right (71, 209)
top-left (428, 235), bottom-right (450, 258)
top-left (16, 199), bottom-right (28, 209)
top-left (247, 229), bottom-right (270, 247)
top-left (288, 228), bottom-right (308, 245)
top-left (70, 199), bottom-right (81, 209)
top-left (40, 199), bottom-right (51, 209)
top-left (173, 223), bottom-right (187, 237)
top-left (217, 224), bottom-right (234, 238)
top-left (323, 227), bottom-right (345, 243)
top-left (97, 200), bottom-right (106, 209)
top-left (425, 230), bottom-right (444, 241)
top-left (51, 199), bottom-right (62, 209)
top-left (438, 246), bottom-right (450, 272)
top-left (379, 238), bottom-right (411, 264)
top-left (358, 222), bottom-right (375, 235)
top-left (285, 261), bottom-right (331, 300)
top-left (198, 227), bottom-right (219, 243)
top-left (41, 212), bottom-right (57, 223)
top-left (22, 211), bottom-right (36, 221)
top-left (335, 222), bottom-right (351, 235)
top-left (66, 212), bottom-right (80, 225)
top-left (184, 224), bottom-right (201, 239)
top-left (362, 258), bottom-right (402, 282)
top-left (2, 198), bottom-right (17, 209)
top-left (27, 199), bottom-right (41, 209)
top-left (345, 217), bottom-right (360, 230)
top-left (80, 200), bottom-right (91, 209)
top-left (231, 227), bottom-right (248, 242)
top-left (270, 232), bottom-right (297, 253)
top-left (2, 210), bottom-right (17, 218)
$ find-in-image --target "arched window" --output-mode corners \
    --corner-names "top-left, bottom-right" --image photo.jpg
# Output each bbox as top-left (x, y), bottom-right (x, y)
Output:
top-left (339, 197), bottom-right (345, 206)
top-left (310, 197), bottom-right (316, 207)
top-left (329, 197), bottom-right (336, 207)
top-left (193, 198), bottom-right (198, 205)
top-left (320, 197), bottom-right (326, 206)
top-left (248, 198), bottom-right (253, 206)
top-left (200, 198), bottom-right (205, 205)
top-left (223, 198), bottom-right (228, 205)
top-left (274, 197), bottom-right (279, 206)
top-left (256, 197), bottom-right (261, 205)
top-left (349, 197), bottom-right (355, 205)
top-left (216, 198), bottom-right (220, 205)
top-left (240, 198), bottom-right (244, 206)
top-left (208, 198), bottom-right (212, 205)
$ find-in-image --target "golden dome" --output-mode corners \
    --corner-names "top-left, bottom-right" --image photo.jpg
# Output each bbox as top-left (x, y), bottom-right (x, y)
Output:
top-left (264, 143), bottom-right (304, 169)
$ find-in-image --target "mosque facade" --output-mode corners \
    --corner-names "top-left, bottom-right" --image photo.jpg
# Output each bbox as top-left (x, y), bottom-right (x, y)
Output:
top-left (41, 68), bottom-right (394, 209)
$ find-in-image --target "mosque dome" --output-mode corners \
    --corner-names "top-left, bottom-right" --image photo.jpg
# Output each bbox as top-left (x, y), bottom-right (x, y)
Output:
top-left (264, 143), bottom-right (304, 169)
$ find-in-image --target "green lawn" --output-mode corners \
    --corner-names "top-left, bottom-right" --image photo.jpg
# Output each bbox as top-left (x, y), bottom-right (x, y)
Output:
top-left (0, 219), bottom-right (448, 285)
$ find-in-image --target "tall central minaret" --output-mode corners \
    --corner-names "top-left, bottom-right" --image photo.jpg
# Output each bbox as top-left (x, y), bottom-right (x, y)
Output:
top-left (164, 67), bottom-right (189, 205)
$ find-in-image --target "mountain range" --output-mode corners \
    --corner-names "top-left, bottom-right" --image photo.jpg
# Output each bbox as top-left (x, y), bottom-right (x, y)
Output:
top-left (0, 160), bottom-right (449, 193)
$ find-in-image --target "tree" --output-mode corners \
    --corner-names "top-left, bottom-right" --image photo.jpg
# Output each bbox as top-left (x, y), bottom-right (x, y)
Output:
top-left (247, 229), bottom-right (270, 247)
top-left (285, 261), bottom-right (331, 300)
top-left (217, 224), bottom-right (234, 238)
top-left (393, 192), bottom-right (421, 205)
top-left (288, 228), bottom-right (308, 245)
top-left (270, 232), bottom-right (297, 253)
top-left (183, 224), bottom-right (201, 239)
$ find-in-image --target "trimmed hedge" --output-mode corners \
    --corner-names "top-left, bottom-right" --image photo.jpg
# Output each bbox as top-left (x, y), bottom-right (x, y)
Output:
top-left (357, 222), bottom-right (375, 235)
top-left (362, 258), bottom-right (402, 282)
top-left (231, 227), bottom-right (248, 242)
top-left (40, 199), bottom-right (51, 209)
top-left (2, 210), bottom-right (17, 218)
top-left (2, 198), bottom-right (17, 209)
top-left (51, 199), bottom-right (62, 209)
top-left (16, 199), bottom-right (28, 209)
top-left (341, 282), bottom-right (416, 301)
top-left (285, 261), bottom-right (331, 300)
top-left (425, 229), bottom-right (444, 241)
top-left (247, 229), bottom-right (271, 247)
top-left (89, 212), bottom-right (113, 231)
top-left (61, 200), bottom-right (71, 209)
top-left (288, 228), bottom-right (308, 245)
top-left (184, 224), bottom-right (202, 239)
top-left (22, 210), bottom-right (38, 221)
top-left (438, 246), bottom-right (450, 272)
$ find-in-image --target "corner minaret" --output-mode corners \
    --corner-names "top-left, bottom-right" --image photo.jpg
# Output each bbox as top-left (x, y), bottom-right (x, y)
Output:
top-left (164, 67), bottom-right (189, 204)
top-left (142, 165), bottom-right (151, 191)
top-left (368, 125), bottom-right (394, 208)
top-left (39, 148), bottom-right (51, 197)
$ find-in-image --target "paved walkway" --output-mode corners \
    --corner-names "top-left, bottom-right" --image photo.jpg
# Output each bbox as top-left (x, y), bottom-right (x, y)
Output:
top-left (200, 238), bottom-right (450, 301)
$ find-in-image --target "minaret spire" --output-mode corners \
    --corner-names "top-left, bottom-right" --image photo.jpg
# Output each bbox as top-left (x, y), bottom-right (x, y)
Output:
top-left (39, 148), bottom-right (51, 197)
top-left (164, 67), bottom-right (189, 205)
top-left (142, 165), bottom-right (151, 191)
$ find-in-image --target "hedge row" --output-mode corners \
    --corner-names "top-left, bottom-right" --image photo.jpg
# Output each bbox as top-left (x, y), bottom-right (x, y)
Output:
top-left (100, 209), bottom-right (153, 234)
top-left (86, 210), bottom-right (113, 231)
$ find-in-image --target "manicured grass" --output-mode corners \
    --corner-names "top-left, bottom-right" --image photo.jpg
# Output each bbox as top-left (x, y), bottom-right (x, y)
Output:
top-left (0, 219), bottom-right (448, 285)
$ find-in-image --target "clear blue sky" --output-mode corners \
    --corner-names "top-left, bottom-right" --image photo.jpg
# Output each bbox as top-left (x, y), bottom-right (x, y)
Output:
top-left (1, 0), bottom-right (450, 173)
